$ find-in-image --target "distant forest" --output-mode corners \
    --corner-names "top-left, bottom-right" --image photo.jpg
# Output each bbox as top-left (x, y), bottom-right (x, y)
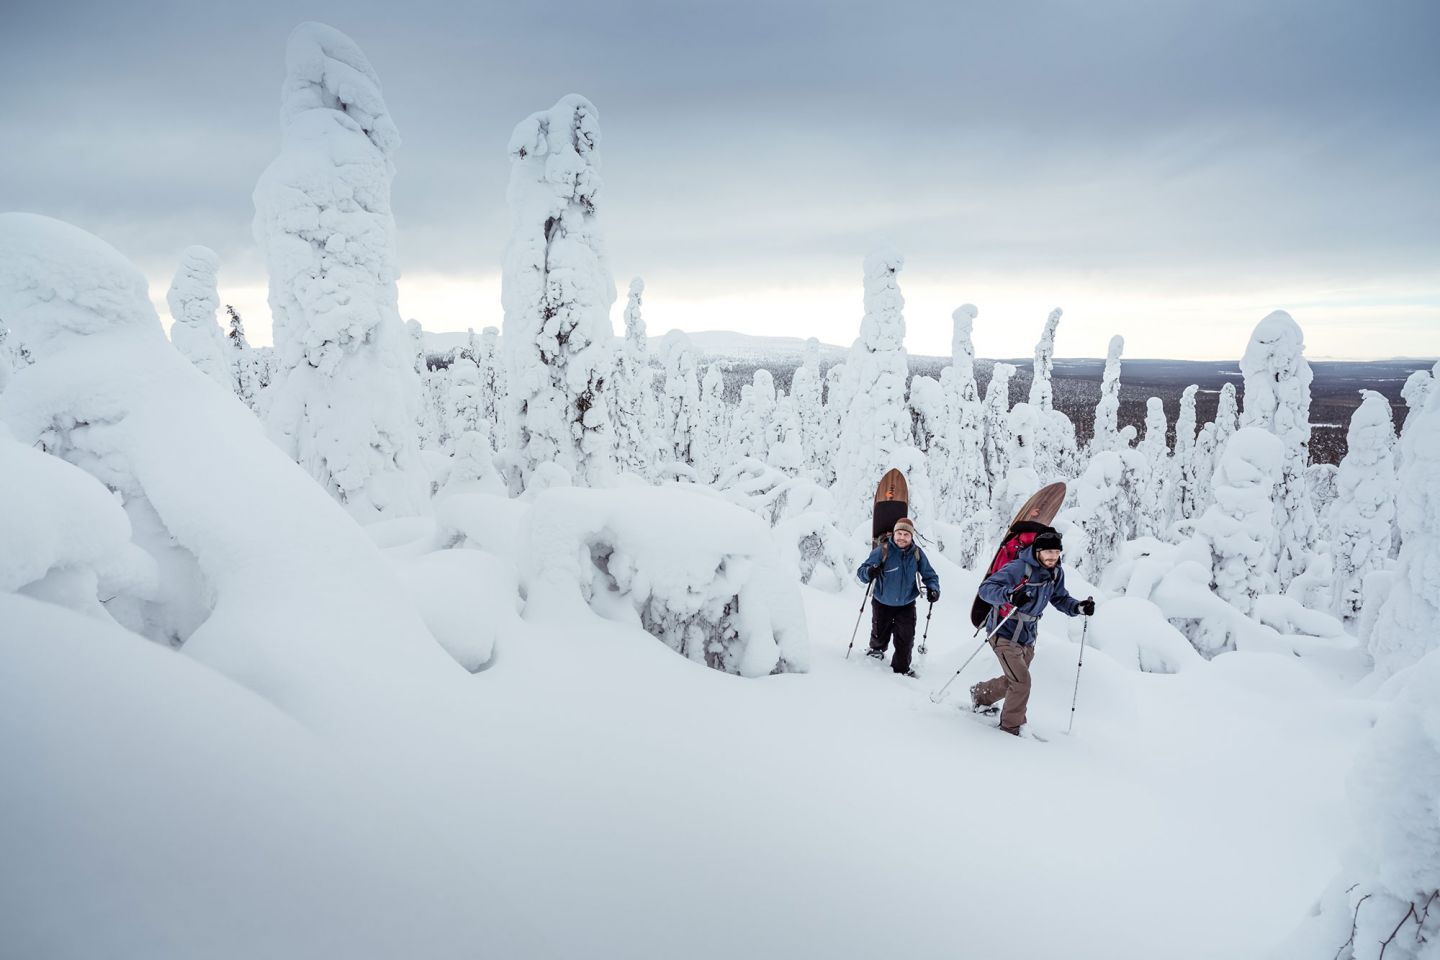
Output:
top-left (713, 356), bottom-right (1433, 466)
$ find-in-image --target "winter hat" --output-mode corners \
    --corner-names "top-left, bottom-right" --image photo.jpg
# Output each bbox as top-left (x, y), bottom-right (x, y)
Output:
top-left (1033, 529), bottom-right (1063, 552)
top-left (893, 518), bottom-right (917, 537)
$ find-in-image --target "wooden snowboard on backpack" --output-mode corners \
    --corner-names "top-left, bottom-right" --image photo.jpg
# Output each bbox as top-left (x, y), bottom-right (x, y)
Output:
top-left (872, 468), bottom-right (909, 546)
top-left (969, 482), bottom-right (1067, 628)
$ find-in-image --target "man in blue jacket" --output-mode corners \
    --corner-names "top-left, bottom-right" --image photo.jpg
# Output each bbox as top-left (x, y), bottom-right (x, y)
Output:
top-left (857, 518), bottom-right (940, 677)
top-left (971, 528), bottom-right (1094, 735)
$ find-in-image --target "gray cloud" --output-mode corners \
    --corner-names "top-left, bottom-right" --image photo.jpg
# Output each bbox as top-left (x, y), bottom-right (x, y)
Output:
top-left (2, 0), bottom-right (1436, 353)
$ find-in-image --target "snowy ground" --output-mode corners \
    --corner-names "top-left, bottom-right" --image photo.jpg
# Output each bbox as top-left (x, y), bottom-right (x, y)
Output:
top-left (5, 545), bottom-right (1374, 959)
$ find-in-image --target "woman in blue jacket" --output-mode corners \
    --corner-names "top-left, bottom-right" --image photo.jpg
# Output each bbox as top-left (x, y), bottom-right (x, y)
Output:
top-left (971, 528), bottom-right (1094, 735)
top-left (856, 518), bottom-right (940, 677)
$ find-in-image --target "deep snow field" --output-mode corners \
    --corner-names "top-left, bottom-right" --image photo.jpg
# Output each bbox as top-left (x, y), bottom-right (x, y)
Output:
top-left (2, 537), bottom-right (1374, 959)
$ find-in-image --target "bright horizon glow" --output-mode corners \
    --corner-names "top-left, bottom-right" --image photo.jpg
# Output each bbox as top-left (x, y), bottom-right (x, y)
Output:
top-left (151, 269), bottom-right (1438, 363)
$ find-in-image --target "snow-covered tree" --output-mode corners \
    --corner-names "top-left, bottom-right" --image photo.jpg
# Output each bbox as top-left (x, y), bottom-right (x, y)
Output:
top-left (818, 361), bottom-right (846, 485)
top-left (982, 362), bottom-right (1015, 503)
top-left (789, 338), bottom-right (825, 478)
top-left (696, 362), bottom-right (729, 482)
top-left (476, 327), bottom-right (502, 447)
top-left (767, 393), bottom-right (804, 475)
top-left (1331, 391), bottom-right (1397, 622)
top-left (166, 246), bottom-right (233, 391)
top-left (1239, 310), bottom-right (1317, 585)
top-left (1369, 362), bottom-right (1440, 678)
top-left (1396, 368), bottom-right (1432, 485)
top-left (1174, 385), bottom-right (1200, 522)
top-left (1028, 308), bottom-right (1061, 412)
top-left (446, 356), bottom-right (484, 445)
top-left (1026, 307), bottom-right (1079, 482)
top-left (1304, 370), bottom-right (1440, 960)
top-left (659, 330), bottom-right (701, 467)
top-left (908, 374), bottom-right (945, 456)
top-left (735, 369), bottom-right (777, 462)
top-left (501, 93), bottom-right (617, 492)
top-left (1194, 427), bottom-right (1285, 622)
top-left (1135, 397), bottom-right (1172, 539)
top-left (611, 278), bottom-right (663, 478)
top-left (253, 22), bottom-right (428, 518)
top-left (943, 304), bottom-right (989, 533)
top-left (1092, 335), bottom-right (1124, 453)
top-left (223, 305), bottom-right (266, 414)
top-left (1058, 449), bottom-right (1142, 581)
top-left (406, 319), bottom-right (440, 449)
top-left (1193, 382), bottom-right (1239, 515)
top-left (992, 402), bottom-right (1042, 524)
top-left (833, 246), bottom-right (919, 530)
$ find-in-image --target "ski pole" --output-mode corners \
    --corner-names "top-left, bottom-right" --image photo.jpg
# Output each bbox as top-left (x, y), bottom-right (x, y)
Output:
top-left (918, 600), bottom-right (934, 656)
top-left (929, 606), bottom-right (1018, 704)
top-left (845, 580), bottom-right (875, 660)
top-left (1066, 614), bottom-right (1090, 736)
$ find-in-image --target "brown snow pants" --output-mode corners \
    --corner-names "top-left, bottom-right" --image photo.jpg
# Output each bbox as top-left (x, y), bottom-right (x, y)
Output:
top-left (971, 637), bottom-right (1036, 733)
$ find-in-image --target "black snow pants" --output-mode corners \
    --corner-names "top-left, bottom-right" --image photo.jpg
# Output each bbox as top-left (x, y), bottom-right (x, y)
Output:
top-left (869, 600), bottom-right (917, 673)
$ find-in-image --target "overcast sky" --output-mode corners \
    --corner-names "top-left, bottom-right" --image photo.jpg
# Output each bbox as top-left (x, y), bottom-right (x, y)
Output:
top-left (3, 0), bottom-right (1436, 359)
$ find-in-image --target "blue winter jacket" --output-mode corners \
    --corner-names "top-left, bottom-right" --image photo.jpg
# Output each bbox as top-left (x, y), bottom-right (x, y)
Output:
top-left (977, 546), bottom-right (1082, 645)
top-left (857, 540), bottom-right (940, 608)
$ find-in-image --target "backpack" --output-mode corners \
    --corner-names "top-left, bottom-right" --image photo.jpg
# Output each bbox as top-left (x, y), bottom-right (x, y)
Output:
top-left (968, 521), bottom-right (1051, 628)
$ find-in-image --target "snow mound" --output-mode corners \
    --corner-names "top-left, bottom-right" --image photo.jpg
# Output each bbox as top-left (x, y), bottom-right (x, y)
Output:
top-left (0, 425), bottom-right (151, 614)
top-left (0, 593), bottom-right (541, 960)
top-left (523, 485), bottom-right (810, 676)
top-left (1086, 595), bottom-right (1204, 674)
top-left (0, 213), bottom-right (463, 737)
top-left (399, 548), bottom-right (519, 672)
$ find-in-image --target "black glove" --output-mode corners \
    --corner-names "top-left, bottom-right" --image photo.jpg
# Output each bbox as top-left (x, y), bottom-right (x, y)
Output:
top-left (926, 588), bottom-right (940, 603)
top-left (1010, 587), bottom-right (1032, 607)
top-left (1079, 597), bottom-right (1095, 616)
top-left (867, 564), bottom-right (883, 581)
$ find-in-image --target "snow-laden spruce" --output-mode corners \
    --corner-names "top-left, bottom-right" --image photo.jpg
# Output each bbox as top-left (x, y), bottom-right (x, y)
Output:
top-left (833, 246), bottom-right (920, 530)
top-left (982, 361), bottom-right (1016, 510)
top-left (992, 402), bottom-right (1042, 524)
top-left (1092, 335), bottom-right (1124, 453)
top-left (789, 337), bottom-right (825, 478)
top-left (1027, 307), bottom-right (1079, 481)
top-left (767, 392), bottom-right (804, 475)
top-left (696, 361), bottom-right (729, 483)
top-left (1240, 310), bottom-right (1318, 587)
top-left (659, 329), bottom-right (701, 470)
top-left (1135, 397), bottom-right (1172, 539)
top-left (1193, 381), bottom-right (1239, 515)
top-left (522, 485), bottom-right (809, 676)
top-left (1330, 391), bottom-right (1397, 622)
top-left (1057, 449), bottom-right (1142, 582)
top-left (1368, 361), bottom-right (1440, 679)
top-left (252, 22), bottom-right (427, 519)
top-left (907, 373), bottom-right (946, 487)
top-left (941, 304), bottom-right (989, 553)
top-left (224, 306), bottom-right (270, 415)
top-left (1174, 385), bottom-right (1200, 522)
top-left (1287, 389), bottom-right (1440, 957)
top-left (501, 94), bottom-right (617, 492)
top-left (165, 245), bottom-right (233, 391)
top-left (1028, 308), bottom-right (1061, 412)
top-left (612, 278), bottom-right (662, 478)
top-left (1194, 427), bottom-right (1285, 620)
top-left (475, 326), bottom-right (503, 449)
top-left (733, 368), bottom-right (777, 463)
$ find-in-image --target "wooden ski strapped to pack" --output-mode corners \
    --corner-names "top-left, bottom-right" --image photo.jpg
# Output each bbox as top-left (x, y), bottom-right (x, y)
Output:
top-left (969, 482), bottom-right (1067, 628)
